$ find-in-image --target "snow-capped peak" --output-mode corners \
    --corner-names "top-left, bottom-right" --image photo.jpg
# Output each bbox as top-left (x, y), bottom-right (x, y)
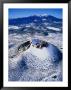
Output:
top-left (40, 14), bottom-right (48, 17)
top-left (31, 14), bottom-right (48, 17)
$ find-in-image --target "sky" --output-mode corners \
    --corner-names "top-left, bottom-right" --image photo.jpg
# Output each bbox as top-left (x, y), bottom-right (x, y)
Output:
top-left (9, 8), bottom-right (62, 19)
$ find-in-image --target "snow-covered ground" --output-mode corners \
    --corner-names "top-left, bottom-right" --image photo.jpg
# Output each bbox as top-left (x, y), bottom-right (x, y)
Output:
top-left (8, 32), bottom-right (62, 81)
top-left (9, 25), bottom-right (21, 30)
top-left (47, 26), bottom-right (61, 31)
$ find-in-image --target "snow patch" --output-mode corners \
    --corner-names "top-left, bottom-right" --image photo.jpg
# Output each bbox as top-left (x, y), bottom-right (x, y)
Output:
top-left (47, 26), bottom-right (60, 31)
top-left (9, 26), bottom-right (20, 30)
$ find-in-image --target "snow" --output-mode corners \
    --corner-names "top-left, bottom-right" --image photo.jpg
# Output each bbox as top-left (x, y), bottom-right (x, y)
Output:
top-left (47, 26), bottom-right (61, 31)
top-left (24, 41), bottom-right (62, 62)
top-left (31, 14), bottom-right (48, 17)
top-left (25, 45), bottom-right (48, 60)
top-left (40, 14), bottom-right (48, 17)
top-left (42, 19), bottom-right (46, 21)
top-left (9, 25), bottom-right (20, 30)
top-left (8, 36), bottom-right (62, 81)
top-left (25, 25), bottom-right (31, 28)
top-left (8, 17), bottom-right (62, 81)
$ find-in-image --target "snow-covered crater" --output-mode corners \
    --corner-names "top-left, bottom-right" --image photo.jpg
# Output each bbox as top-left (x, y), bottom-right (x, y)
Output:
top-left (9, 38), bottom-right (62, 81)
top-left (17, 39), bottom-right (62, 62)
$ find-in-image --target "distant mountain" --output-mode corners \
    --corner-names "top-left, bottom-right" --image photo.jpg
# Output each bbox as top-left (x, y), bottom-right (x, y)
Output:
top-left (9, 15), bottom-right (62, 25)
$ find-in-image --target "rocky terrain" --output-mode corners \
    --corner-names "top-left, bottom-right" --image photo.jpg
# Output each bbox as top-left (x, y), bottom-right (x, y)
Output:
top-left (8, 15), bottom-right (63, 81)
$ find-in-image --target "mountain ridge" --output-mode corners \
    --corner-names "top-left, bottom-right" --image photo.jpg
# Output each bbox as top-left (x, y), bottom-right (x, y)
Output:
top-left (9, 15), bottom-right (62, 25)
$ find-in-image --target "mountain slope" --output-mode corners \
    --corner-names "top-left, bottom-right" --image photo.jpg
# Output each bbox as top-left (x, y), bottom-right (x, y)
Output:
top-left (9, 15), bottom-right (62, 25)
